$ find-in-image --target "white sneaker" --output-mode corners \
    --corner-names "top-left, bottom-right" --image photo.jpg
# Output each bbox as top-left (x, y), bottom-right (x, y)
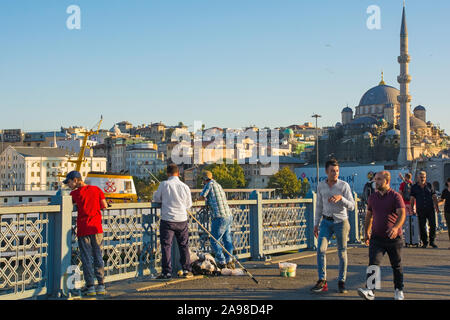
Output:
top-left (394, 289), bottom-right (405, 300)
top-left (357, 288), bottom-right (375, 300)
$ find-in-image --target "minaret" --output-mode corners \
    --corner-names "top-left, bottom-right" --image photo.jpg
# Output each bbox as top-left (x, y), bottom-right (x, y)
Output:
top-left (397, 3), bottom-right (413, 165)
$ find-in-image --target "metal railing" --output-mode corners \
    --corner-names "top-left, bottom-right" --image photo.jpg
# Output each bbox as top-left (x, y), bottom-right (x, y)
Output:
top-left (2, 190), bottom-right (364, 300)
top-left (0, 205), bottom-right (59, 300)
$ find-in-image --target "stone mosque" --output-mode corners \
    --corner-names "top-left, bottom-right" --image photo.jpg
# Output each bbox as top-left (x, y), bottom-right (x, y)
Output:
top-left (319, 4), bottom-right (448, 165)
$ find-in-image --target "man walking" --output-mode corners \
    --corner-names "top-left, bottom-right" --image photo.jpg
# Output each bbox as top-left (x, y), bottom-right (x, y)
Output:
top-left (64, 170), bottom-right (108, 296)
top-left (199, 170), bottom-right (235, 269)
top-left (357, 171), bottom-right (406, 300)
top-left (311, 159), bottom-right (355, 294)
top-left (153, 163), bottom-right (193, 279)
top-left (410, 171), bottom-right (440, 248)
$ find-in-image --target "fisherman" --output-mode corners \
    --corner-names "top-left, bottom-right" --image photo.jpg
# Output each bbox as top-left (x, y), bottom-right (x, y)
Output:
top-left (198, 170), bottom-right (235, 269)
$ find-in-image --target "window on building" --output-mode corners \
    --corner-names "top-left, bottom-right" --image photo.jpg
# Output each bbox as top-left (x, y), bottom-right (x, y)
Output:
top-left (18, 196), bottom-right (22, 202)
top-left (31, 172), bottom-right (34, 177)
top-left (28, 198), bottom-right (32, 202)
top-left (3, 198), bottom-right (7, 203)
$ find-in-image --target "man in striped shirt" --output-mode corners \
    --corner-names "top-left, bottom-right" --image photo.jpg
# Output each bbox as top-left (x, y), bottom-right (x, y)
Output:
top-left (199, 170), bottom-right (235, 269)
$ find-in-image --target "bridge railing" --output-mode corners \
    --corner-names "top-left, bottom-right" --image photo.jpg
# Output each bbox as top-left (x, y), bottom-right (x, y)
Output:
top-left (0, 205), bottom-right (59, 300)
top-left (1, 191), bottom-right (321, 300)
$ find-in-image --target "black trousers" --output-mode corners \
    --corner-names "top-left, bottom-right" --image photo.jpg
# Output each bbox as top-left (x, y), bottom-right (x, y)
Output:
top-left (445, 211), bottom-right (450, 241)
top-left (417, 208), bottom-right (436, 245)
top-left (367, 236), bottom-right (404, 290)
top-left (159, 220), bottom-right (191, 274)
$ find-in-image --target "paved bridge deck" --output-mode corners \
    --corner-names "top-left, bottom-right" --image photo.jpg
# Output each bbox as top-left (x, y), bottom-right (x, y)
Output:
top-left (89, 232), bottom-right (450, 300)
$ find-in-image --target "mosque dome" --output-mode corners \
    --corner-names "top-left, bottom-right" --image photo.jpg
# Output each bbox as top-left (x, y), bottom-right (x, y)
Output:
top-left (410, 116), bottom-right (427, 129)
top-left (350, 116), bottom-right (378, 126)
top-left (342, 107), bottom-right (353, 113)
top-left (414, 105), bottom-right (426, 111)
top-left (359, 84), bottom-right (400, 106)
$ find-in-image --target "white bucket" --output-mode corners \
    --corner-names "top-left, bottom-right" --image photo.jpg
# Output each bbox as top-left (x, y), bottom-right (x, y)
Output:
top-left (279, 262), bottom-right (297, 278)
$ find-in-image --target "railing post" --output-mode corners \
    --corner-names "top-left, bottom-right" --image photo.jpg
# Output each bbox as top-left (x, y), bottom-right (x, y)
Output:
top-left (249, 191), bottom-right (264, 260)
top-left (47, 192), bottom-right (73, 298)
top-left (306, 191), bottom-right (317, 250)
top-left (348, 192), bottom-right (360, 243)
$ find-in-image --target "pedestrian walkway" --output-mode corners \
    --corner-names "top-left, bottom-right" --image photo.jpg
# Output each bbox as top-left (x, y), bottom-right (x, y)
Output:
top-left (86, 232), bottom-right (450, 300)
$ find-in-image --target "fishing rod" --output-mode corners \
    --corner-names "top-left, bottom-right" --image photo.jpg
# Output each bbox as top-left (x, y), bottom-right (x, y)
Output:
top-left (145, 167), bottom-right (259, 284)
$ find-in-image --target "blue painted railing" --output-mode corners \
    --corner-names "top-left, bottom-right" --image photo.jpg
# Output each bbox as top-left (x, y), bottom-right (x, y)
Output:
top-left (1, 190), bottom-right (374, 300)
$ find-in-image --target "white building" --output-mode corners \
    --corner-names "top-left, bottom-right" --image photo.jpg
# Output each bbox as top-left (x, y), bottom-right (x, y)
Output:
top-left (56, 139), bottom-right (98, 156)
top-left (125, 143), bottom-right (166, 178)
top-left (0, 190), bottom-right (57, 206)
top-left (0, 146), bottom-right (107, 191)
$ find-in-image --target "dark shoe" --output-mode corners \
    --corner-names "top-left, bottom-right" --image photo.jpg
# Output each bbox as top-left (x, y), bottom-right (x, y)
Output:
top-left (338, 281), bottom-right (348, 294)
top-left (80, 285), bottom-right (96, 296)
top-left (311, 280), bottom-right (328, 293)
top-left (181, 270), bottom-right (193, 278)
top-left (156, 273), bottom-right (172, 279)
top-left (421, 243), bottom-right (428, 248)
top-left (430, 243), bottom-right (438, 248)
top-left (96, 284), bottom-right (106, 295)
top-left (217, 262), bottom-right (226, 270)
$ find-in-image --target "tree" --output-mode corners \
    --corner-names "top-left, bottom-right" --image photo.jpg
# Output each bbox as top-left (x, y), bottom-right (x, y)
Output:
top-left (268, 167), bottom-right (309, 199)
top-left (133, 177), bottom-right (159, 202)
top-left (133, 169), bottom-right (169, 201)
top-left (195, 160), bottom-right (247, 189)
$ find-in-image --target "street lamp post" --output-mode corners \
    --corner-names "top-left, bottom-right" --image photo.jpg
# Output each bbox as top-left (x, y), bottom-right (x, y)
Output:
top-left (312, 114), bottom-right (322, 191)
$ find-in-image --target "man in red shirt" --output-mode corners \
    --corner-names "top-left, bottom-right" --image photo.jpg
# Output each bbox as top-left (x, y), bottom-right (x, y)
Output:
top-left (64, 171), bottom-right (108, 296)
top-left (399, 173), bottom-right (413, 216)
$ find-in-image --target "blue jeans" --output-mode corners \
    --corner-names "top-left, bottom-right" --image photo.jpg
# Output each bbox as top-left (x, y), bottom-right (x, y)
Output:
top-left (210, 216), bottom-right (234, 263)
top-left (317, 218), bottom-right (350, 282)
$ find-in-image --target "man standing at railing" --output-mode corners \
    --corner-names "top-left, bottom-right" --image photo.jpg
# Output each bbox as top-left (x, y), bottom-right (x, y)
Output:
top-left (198, 170), bottom-right (235, 270)
top-left (64, 170), bottom-right (108, 297)
top-left (311, 159), bottom-right (355, 294)
top-left (153, 163), bottom-right (193, 279)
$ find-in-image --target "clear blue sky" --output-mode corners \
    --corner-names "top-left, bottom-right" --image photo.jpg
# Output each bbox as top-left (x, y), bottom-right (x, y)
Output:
top-left (1, 0), bottom-right (449, 133)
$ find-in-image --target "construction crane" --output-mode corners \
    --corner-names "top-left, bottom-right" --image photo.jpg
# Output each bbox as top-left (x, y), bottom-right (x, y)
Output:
top-left (68, 116), bottom-right (103, 172)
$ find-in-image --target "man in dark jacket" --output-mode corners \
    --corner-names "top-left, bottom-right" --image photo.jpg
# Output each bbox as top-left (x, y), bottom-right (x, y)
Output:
top-left (410, 171), bottom-right (440, 248)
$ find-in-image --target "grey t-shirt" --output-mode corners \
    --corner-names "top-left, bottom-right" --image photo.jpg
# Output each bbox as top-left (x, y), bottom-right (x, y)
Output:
top-left (315, 179), bottom-right (355, 226)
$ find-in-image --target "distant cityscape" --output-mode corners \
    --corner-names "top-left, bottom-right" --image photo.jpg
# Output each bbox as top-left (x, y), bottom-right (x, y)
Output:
top-left (0, 121), bottom-right (325, 193)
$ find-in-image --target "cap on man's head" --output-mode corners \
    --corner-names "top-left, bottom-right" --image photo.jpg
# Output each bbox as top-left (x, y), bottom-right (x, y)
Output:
top-left (63, 171), bottom-right (82, 184)
top-left (202, 170), bottom-right (213, 180)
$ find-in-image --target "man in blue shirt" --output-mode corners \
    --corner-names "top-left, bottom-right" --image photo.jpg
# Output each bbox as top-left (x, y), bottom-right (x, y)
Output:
top-left (199, 170), bottom-right (235, 269)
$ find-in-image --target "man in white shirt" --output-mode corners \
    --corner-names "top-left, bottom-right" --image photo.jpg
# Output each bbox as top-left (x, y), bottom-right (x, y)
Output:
top-left (153, 163), bottom-right (193, 279)
top-left (311, 159), bottom-right (355, 294)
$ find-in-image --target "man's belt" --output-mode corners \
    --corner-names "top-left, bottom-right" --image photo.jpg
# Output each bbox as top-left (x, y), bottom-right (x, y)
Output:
top-left (323, 215), bottom-right (334, 221)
